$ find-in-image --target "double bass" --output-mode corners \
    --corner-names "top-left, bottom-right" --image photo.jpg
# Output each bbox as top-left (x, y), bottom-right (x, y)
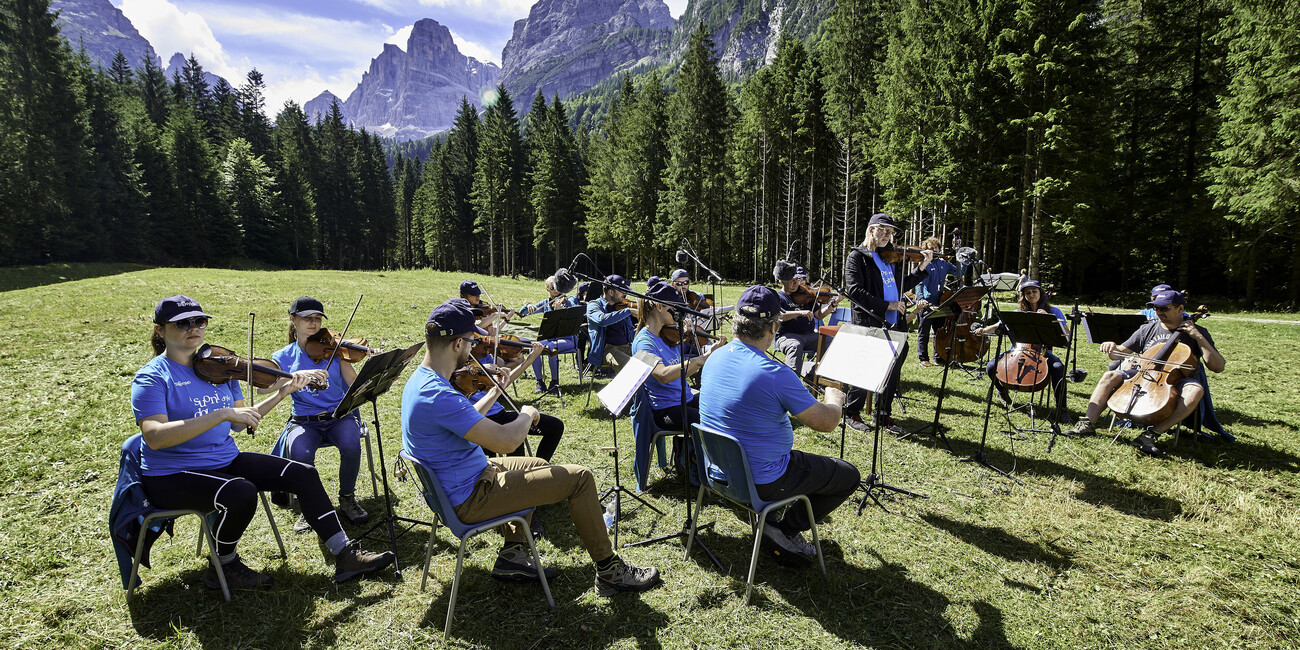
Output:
top-left (1106, 306), bottom-right (1210, 425)
top-left (932, 290), bottom-right (988, 364)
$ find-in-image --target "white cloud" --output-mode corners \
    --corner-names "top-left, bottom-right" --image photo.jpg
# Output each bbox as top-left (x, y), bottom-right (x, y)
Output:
top-left (118, 0), bottom-right (242, 80)
top-left (664, 0), bottom-right (688, 18)
top-left (416, 0), bottom-right (534, 20)
top-left (448, 28), bottom-right (498, 65)
top-left (385, 23), bottom-right (414, 47)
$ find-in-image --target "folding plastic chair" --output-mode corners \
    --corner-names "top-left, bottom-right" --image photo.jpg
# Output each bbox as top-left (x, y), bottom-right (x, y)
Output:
top-left (684, 424), bottom-right (826, 605)
top-left (399, 451), bottom-right (553, 640)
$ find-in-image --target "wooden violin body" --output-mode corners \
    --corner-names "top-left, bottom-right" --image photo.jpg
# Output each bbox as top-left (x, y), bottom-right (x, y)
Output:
top-left (193, 344), bottom-right (327, 390)
top-left (302, 328), bottom-right (381, 363)
top-left (994, 344), bottom-right (1049, 393)
top-left (932, 292), bottom-right (988, 363)
top-left (450, 364), bottom-right (501, 396)
top-left (1107, 307), bottom-right (1210, 425)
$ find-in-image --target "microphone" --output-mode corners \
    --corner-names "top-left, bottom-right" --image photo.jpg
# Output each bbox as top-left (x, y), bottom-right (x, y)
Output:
top-left (554, 267), bottom-right (577, 295)
top-left (784, 239), bottom-right (800, 263)
top-left (955, 246), bottom-right (980, 266)
top-left (773, 260), bottom-right (798, 283)
top-left (675, 249), bottom-right (690, 265)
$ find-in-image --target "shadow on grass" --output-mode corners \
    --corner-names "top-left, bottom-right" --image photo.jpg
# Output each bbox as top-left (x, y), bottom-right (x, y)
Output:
top-left (1213, 405), bottom-right (1299, 433)
top-left (0, 262), bottom-right (152, 292)
top-left (933, 436), bottom-right (1185, 522)
top-left (1162, 435), bottom-right (1300, 473)
top-left (920, 514), bottom-right (1073, 572)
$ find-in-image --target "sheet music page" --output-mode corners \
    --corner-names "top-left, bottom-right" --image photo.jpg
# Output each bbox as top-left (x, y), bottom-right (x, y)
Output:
top-left (597, 355), bottom-right (654, 415)
top-left (817, 329), bottom-right (905, 394)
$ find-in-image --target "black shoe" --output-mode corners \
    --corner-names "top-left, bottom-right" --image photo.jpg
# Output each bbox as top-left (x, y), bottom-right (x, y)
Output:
top-left (492, 543), bottom-right (557, 582)
top-left (1134, 428), bottom-right (1163, 457)
top-left (530, 514), bottom-right (546, 540)
top-left (595, 556), bottom-right (661, 595)
top-left (333, 543), bottom-right (395, 583)
top-left (338, 495), bottom-right (370, 525)
top-left (204, 557), bottom-right (273, 591)
top-left (534, 381), bottom-right (548, 393)
top-left (844, 415), bottom-right (870, 432)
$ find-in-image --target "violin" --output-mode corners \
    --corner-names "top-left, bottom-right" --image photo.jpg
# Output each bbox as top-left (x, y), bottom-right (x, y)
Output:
top-left (1106, 306), bottom-right (1210, 425)
top-left (659, 323), bottom-right (719, 348)
top-left (610, 299), bottom-right (638, 312)
top-left (302, 328), bottom-right (382, 363)
top-left (791, 284), bottom-right (838, 308)
top-left (449, 364), bottom-right (504, 396)
top-left (471, 333), bottom-right (557, 360)
top-left (876, 244), bottom-right (951, 265)
top-left (193, 344), bottom-right (328, 390)
top-left (683, 290), bottom-right (714, 311)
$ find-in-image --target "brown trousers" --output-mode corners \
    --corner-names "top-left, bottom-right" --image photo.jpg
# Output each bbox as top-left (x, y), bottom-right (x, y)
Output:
top-left (452, 456), bottom-right (613, 563)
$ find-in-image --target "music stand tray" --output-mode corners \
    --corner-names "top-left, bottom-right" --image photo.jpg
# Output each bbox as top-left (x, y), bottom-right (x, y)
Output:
top-left (337, 342), bottom-right (427, 578)
top-left (538, 306), bottom-right (585, 341)
top-left (1082, 312), bottom-right (1148, 345)
top-left (999, 311), bottom-right (1070, 350)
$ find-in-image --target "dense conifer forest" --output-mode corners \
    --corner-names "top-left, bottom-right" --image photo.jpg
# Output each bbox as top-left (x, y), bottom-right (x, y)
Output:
top-left (2, 0), bottom-right (1296, 305)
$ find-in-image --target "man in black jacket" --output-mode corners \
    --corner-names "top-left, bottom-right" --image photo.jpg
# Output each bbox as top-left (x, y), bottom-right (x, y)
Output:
top-left (842, 213), bottom-right (933, 431)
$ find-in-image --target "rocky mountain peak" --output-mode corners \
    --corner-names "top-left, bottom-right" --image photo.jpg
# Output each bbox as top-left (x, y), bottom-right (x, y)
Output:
top-left (50, 0), bottom-right (159, 71)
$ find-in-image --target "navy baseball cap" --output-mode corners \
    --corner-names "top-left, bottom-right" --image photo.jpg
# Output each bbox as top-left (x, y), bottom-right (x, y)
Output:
top-left (154, 295), bottom-right (210, 324)
top-left (289, 296), bottom-right (326, 317)
top-left (1146, 290), bottom-right (1185, 307)
top-left (671, 268), bottom-right (689, 281)
top-left (1151, 284), bottom-right (1172, 296)
top-left (647, 275), bottom-right (663, 288)
top-left (737, 285), bottom-right (781, 318)
top-left (1018, 279), bottom-right (1041, 292)
top-left (794, 266), bottom-right (808, 279)
top-left (868, 213), bottom-right (899, 229)
top-left (428, 299), bottom-right (489, 337)
top-left (459, 280), bottom-right (482, 296)
top-left (646, 281), bottom-right (686, 306)
top-left (605, 275), bottom-right (631, 291)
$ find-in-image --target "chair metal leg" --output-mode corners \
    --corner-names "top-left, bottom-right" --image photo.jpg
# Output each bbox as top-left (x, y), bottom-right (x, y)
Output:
top-left (198, 517), bottom-right (232, 602)
top-left (519, 518), bottom-right (555, 608)
top-left (259, 493), bottom-right (287, 558)
top-left (444, 539), bottom-right (470, 641)
top-left (799, 496), bottom-right (827, 576)
top-left (683, 484), bottom-right (707, 559)
top-left (420, 525), bottom-right (436, 592)
top-left (745, 514), bottom-right (770, 606)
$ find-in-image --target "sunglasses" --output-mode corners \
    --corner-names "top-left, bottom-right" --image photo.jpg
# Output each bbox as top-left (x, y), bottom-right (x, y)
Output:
top-left (1152, 304), bottom-right (1176, 313)
top-left (173, 317), bottom-right (209, 331)
top-left (673, 281), bottom-right (690, 287)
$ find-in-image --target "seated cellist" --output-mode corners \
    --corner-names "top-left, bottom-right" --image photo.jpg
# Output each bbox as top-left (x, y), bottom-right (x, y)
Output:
top-left (1065, 290), bottom-right (1225, 456)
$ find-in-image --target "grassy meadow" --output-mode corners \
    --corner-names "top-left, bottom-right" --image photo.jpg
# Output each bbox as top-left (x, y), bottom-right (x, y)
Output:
top-left (1, 265), bottom-right (1298, 649)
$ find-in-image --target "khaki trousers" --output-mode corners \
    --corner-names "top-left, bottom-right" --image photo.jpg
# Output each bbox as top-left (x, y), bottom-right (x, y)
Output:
top-left (453, 456), bottom-right (613, 562)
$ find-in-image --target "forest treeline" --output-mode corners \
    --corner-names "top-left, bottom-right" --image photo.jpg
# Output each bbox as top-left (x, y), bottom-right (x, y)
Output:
top-left (2, 0), bottom-right (1297, 305)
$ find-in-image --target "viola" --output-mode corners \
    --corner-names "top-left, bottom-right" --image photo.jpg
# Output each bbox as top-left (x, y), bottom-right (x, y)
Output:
top-left (1106, 306), bottom-right (1210, 425)
top-left (193, 344), bottom-right (327, 390)
top-left (449, 364), bottom-right (502, 396)
top-left (471, 333), bottom-right (557, 360)
top-left (876, 244), bottom-right (951, 265)
top-left (302, 328), bottom-right (382, 364)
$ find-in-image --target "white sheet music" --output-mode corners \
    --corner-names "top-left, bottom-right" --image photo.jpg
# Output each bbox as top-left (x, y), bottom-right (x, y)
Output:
top-left (597, 356), bottom-right (654, 416)
top-left (817, 327), bottom-right (907, 394)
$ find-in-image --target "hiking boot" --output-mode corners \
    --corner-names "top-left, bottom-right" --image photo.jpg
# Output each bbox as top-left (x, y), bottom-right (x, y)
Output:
top-left (492, 543), bottom-right (557, 582)
top-left (1134, 428), bottom-right (1163, 457)
top-left (763, 524), bottom-right (816, 558)
top-left (1066, 418), bottom-right (1097, 437)
top-left (333, 543), bottom-right (394, 583)
top-left (338, 495), bottom-right (370, 525)
top-left (844, 415), bottom-right (870, 432)
top-left (204, 557), bottom-right (273, 591)
top-left (919, 359), bottom-right (933, 368)
top-left (595, 556), bottom-right (661, 596)
top-left (293, 513), bottom-right (311, 534)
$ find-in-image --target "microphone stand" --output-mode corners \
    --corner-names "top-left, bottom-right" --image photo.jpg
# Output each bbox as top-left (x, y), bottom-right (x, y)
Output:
top-left (569, 269), bottom-right (725, 571)
top-left (680, 239), bottom-right (723, 339)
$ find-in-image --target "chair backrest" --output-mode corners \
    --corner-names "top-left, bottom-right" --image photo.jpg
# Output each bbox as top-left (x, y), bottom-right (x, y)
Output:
top-left (828, 306), bottom-right (852, 326)
top-left (399, 450), bottom-right (468, 537)
top-left (692, 424), bottom-right (764, 510)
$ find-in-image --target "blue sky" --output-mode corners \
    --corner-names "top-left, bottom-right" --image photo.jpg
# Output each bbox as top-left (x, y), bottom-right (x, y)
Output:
top-left (113, 0), bottom-right (688, 112)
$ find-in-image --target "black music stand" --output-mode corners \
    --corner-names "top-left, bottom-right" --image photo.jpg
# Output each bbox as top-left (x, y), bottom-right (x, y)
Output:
top-left (593, 355), bottom-right (665, 547)
top-left (900, 286), bottom-right (989, 452)
top-left (338, 342), bottom-right (426, 578)
top-left (536, 306), bottom-right (586, 405)
top-left (1082, 312), bottom-right (1148, 345)
top-left (819, 323), bottom-right (927, 513)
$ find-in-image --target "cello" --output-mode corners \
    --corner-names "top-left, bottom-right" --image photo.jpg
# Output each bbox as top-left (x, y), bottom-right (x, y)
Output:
top-left (932, 290), bottom-right (988, 364)
top-left (1106, 306), bottom-right (1210, 425)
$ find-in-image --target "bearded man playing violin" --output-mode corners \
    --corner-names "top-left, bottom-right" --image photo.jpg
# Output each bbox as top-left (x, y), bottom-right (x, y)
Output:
top-left (1065, 290), bottom-right (1225, 456)
top-left (585, 274), bottom-right (636, 378)
top-left (775, 265), bottom-right (842, 379)
top-left (401, 300), bottom-right (661, 593)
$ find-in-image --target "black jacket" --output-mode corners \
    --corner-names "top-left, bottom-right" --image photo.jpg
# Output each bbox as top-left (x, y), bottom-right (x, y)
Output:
top-left (844, 246), bottom-right (928, 331)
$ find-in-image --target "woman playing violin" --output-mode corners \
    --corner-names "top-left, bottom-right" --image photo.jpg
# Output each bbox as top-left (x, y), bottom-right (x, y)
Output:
top-left (775, 264), bottom-right (842, 379)
top-left (264, 296), bottom-right (369, 531)
top-left (974, 280), bottom-right (1070, 416)
top-left (131, 295), bottom-right (392, 591)
top-left (515, 275), bottom-right (579, 393)
top-left (631, 281), bottom-right (727, 432)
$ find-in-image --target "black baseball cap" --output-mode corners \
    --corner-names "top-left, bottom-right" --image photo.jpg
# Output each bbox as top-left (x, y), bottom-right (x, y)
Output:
top-left (289, 296), bottom-right (326, 317)
top-left (459, 280), bottom-right (482, 296)
top-left (605, 275), bottom-right (631, 291)
top-left (646, 281), bottom-right (686, 306)
top-left (154, 295), bottom-right (210, 324)
top-left (868, 213), bottom-right (899, 229)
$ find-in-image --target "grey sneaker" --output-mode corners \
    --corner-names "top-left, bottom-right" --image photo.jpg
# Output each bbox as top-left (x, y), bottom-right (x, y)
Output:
top-left (204, 557), bottom-right (273, 590)
top-left (763, 524), bottom-right (816, 558)
top-left (293, 513), bottom-right (311, 534)
top-left (1067, 418), bottom-right (1097, 437)
top-left (333, 543), bottom-right (394, 583)
top-left (339, 495), bottom-right (370, 525)
top-left (1134, 428), bottom-right (1163, 457)
top-left (844, 415), bottom-right (870, 432)
top-left (492, 543), bottom-right (557, 582)
top-left (595, 556), bottom-right (661, 595)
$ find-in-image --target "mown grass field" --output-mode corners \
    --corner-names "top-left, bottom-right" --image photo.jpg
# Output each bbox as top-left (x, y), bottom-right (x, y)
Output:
top-left (1, 265), bottom-right (1298, 649)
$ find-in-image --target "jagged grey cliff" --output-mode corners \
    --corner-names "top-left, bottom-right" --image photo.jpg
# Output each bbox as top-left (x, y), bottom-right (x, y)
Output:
top-left (304, 91), bottom-right (343, 124)
top-left (668, 0), bottom-right (833, 74)
top-left (500, 0), bottom-right (673, 107)
top-left (337, 18), bottom-right (501, 140)
top-left (50, 0), bottom-right (159, 70)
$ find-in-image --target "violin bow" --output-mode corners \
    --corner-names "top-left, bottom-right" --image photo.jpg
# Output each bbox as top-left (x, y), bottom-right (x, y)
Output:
top-left (323, 294), bottom-right (363, 378)
top-left (469, 354), bottom-right (523, 413)
top-left (247, 312), bottom-right (257, 436)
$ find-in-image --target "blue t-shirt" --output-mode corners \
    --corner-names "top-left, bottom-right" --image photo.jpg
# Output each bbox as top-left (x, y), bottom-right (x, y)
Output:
top-left (401, 364), bottom-right (489, 507)
top-left (130, 355), bottom-right (244, 477)
top-left (631, 327), bottom-right (695, 410)
top-left (777, 290), bottom-right (815, 336)
top-left (699, 339), bottom-right (819, 484)
top-left (271, 342), bottom-right (349, 416)
top-left (871, 252), bottom-right (900, 325)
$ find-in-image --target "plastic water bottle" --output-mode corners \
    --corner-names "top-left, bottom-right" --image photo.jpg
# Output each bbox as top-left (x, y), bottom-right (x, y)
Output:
top-left (602, 494), bottom-right (619, 530)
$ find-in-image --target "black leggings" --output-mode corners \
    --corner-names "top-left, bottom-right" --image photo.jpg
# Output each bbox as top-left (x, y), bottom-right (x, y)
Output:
top-left (141, 452), bottom-right (344, 557)
top-left (489, 411), bottom-right (565, 461)
top-left (652, 394), bottom-right (700, 432)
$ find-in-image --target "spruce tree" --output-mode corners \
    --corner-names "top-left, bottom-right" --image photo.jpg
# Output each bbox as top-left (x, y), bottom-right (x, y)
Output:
top-left (222, 137), bottom-right (284, 264)
top-left (272, 101), bottom-right (317, 267)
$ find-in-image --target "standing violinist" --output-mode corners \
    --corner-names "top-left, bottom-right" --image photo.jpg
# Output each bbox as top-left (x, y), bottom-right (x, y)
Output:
top-left (632, 281), bottom-right (727, 432)
top-left (775, 264), bottom-right (841, 379)
top-left (585, 275), bottom-right (636, 378)
top-left (1065, 290), bottom-right (1224, 456)
top-left (973, 281), bottom-right (1070, 418)
top-left (913, 237), bottom-right (961, 367)
top-left (264, 297), bottom-right (370, 532)
top-left (842, 213), bottom-right (932, 432)
top-left (131, 295), bottom-right (393, 591)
